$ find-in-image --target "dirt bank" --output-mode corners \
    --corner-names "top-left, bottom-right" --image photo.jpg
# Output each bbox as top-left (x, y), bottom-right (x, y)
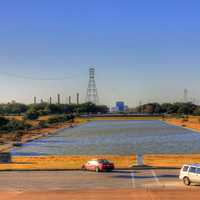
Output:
top-left (164, 116), bottom-right (200, 132)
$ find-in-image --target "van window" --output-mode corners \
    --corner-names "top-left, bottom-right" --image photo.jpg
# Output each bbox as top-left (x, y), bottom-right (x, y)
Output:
top-left (196, 168), bottom-right (200, 174)
top-left (182, 166), bottom-right (189, 172)
top-left (189, 167), bottom-right (196, 173)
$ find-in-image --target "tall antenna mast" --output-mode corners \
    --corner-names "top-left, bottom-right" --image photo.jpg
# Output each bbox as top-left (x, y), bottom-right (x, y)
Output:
top-left (86, 67), bottom-right (99, 104)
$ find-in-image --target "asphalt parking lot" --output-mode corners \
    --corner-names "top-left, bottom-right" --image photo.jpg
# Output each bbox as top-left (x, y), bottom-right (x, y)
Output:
top-left (1, 167), bottom-right (197, 191)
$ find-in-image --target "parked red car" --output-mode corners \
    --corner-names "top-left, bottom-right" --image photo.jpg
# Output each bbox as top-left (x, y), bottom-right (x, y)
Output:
top-left (82, 159), bottom-right (115, 172)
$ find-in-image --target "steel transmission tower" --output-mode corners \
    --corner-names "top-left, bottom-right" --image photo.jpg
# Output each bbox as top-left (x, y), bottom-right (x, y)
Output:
top-left (86, 68), bottom-right (99, 104)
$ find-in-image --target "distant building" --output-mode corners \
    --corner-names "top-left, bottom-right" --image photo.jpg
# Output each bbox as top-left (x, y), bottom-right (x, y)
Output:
top-left (116, 101), bottom-right (125, 112)
top-left (110, 107), bottom-right (117, 112)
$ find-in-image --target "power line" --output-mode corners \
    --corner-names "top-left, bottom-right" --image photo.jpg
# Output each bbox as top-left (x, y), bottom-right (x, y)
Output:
top-left (0, 72), bottom-right (74, 81)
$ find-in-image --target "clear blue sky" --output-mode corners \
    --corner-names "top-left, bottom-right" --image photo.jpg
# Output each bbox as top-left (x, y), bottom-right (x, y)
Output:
top-left (0, 0), bottom-right (200, 107)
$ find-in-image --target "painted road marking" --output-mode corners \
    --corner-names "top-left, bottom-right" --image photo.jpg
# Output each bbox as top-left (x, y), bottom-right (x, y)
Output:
top-left (131, 171), bottom-right (135, 188)
top-left (151, 170), bottom-right (162, 186)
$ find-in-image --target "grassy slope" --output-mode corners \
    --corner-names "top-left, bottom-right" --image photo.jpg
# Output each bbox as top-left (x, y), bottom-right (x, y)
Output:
top-left (0, 155), bottom-right (136, 170)
top-left (144, 154), bottom-right (200, 167)
top-left (164, 115), bottom-right (200, 132)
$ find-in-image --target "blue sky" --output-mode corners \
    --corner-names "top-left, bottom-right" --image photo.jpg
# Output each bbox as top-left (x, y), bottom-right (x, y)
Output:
top-left (0, 0), bottom-right (200, 107)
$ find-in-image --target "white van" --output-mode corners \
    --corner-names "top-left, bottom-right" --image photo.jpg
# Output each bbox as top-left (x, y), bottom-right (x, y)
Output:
top-left (179, 164), bottom-right (200, 185)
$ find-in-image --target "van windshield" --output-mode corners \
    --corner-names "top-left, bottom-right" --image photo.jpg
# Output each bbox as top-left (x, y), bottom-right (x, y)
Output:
top-left (182, 166), bottom-right (189, 172)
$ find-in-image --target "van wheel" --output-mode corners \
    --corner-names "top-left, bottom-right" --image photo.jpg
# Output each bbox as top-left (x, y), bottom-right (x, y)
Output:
top-left (183, 177), bottom-right (191, 186)
top-left (95, 167), bottom-right (100, 173)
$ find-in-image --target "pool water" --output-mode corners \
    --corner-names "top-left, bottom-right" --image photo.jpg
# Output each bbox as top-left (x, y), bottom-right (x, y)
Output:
top-left (11, 120), bottom-right (200, 156)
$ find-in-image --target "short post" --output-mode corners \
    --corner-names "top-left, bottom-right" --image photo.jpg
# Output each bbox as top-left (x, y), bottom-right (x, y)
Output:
top-left (136, 154), bottom-right (144, 166)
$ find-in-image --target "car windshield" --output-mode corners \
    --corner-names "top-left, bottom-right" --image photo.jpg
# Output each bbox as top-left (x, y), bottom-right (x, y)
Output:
top-left (99, 160), bottom-right (110, 164)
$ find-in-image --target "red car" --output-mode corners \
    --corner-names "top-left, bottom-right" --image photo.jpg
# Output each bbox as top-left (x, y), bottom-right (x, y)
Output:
top-left (82, 159), bottom-right (115, 172)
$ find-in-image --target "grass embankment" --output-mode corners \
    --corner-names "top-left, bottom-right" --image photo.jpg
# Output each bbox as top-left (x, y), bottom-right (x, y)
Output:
top-left (164, 115), bottom-right (200, 132)
top-left (144, 154), bottom-right (200, 167)
top-left (1, 154), bottom-right (200, 170)
top-left (0, 155), bottom-right (136, 171)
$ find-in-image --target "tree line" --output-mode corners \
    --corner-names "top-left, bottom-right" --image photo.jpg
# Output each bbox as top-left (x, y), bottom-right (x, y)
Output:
top-left (134, 102), bottom-right (200, 115)
top-left (0, 102), bottom-right (108, 133)
top-left (0, 102), bottom-right (109, 116)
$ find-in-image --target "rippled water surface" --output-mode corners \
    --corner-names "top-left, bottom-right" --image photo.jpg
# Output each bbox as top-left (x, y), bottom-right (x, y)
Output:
top-left (11, 120), bottom-right (200, 155)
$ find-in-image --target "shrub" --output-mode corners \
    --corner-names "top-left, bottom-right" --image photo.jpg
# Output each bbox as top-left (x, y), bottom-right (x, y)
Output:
top-left (0, 116), bottom-right (9, 126)
top-left (24, 110), bottom-right (39, 120)
top-left (0, 119), bottom-right (32, 132)
top-left (38, 120), bottom-right (49, 128)
top-left (47, 115), bottom-right (74, 124)
top-left (193, 107), bottom-right (200, 116)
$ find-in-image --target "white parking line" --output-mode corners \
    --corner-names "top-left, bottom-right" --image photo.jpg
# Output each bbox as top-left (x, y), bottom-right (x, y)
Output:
top-left (131, 171), bottom-right (135, 188)
top-left (151, 170), bottom-right (161, 186)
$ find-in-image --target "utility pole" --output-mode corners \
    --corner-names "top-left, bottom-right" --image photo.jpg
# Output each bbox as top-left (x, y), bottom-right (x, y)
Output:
top-left (69, 96), bottom-right (71, 104)
top-left (49, 96), bottom-right (52, 104)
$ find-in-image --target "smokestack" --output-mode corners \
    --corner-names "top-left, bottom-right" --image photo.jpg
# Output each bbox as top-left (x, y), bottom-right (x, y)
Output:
top-left (77, 93), bottom-right (79, 105)
top-left (57, 94), bottom-right (60, 104)
top-left (49, 97), bottom-right (52, 104)
top-left (34, 97), bottom-right (37, 104)
top-left (69, 96), bottom-right (71, 104)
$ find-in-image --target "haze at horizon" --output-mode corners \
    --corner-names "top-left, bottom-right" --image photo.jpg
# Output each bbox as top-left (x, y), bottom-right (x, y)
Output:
top-left (0, 0), bottom-right (200, 107)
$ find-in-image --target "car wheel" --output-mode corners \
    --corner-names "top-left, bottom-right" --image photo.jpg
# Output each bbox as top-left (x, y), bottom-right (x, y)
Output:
top-left (183, 177), bottom-right (191, 186)
top-left (95, 167), bottom-right (100, 172)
